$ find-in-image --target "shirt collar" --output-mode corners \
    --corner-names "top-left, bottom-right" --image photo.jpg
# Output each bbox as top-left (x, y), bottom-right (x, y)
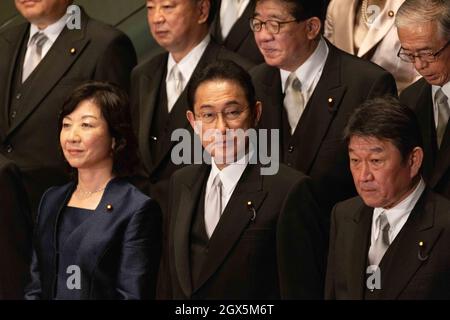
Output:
top-left (373, 178), bottom-right (426, 230)
top-left (432, 81), bottom-right (450, 102)
top-left (167, 34), bottom-right (210, 83)
top-left (29, 13), bottom-right (69, 45)
top-left (280, 37), bottom-right (329, 93)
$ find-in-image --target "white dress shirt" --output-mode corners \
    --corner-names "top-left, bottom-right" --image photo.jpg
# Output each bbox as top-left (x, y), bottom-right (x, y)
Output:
top-left (431, 82), bottom-right (450, 129)
top-left (371, 178), bottom-right (425, 246)
top-left (205, 148), bottom-right (253, 215)
top-left (24, 14), bottom-right (69, 69)
top-left (165, 34), bottom-right (210, 112)
top-left (280, 37), bottom-right (329, 105)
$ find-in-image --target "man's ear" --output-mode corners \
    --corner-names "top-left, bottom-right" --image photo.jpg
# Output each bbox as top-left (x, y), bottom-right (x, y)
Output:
top-left (187, 110), bottom-right (200, 134)
top-left (254, 101), bottom-right (262, 126)
top-left (111, 137), bottom-right (116, 150)
top-left (197, 0), bottom-right (210, 25)
top-left (306, 17), bottom-right (322, 40)
top-left (409, 146), bottom-right (424, 178)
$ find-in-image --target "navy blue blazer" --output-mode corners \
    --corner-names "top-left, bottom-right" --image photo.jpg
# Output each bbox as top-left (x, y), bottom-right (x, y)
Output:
top-left (24, 178), bottom-right (161, 300)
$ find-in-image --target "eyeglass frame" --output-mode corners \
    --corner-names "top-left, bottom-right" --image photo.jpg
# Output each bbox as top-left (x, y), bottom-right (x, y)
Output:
top-left (397, 40), bottom-right (450, 63)
top-left (193, 106), bottom-right (251, 124)
top-left (249, 16), bottom-right (301, 34)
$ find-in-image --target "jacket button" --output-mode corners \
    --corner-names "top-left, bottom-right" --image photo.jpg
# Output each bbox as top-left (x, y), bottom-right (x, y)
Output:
top-left (11, 111), bottom-right (17, 119)
top-left (288, 145), bottom-right (294, 153)
top-left (150, 136), bottom-right (158, 142)
top-left (16, 93), bottom-right (22, 100)
top-left (287, 162), bottom-right (292, 167)
top-left (6, 145), bottom-right (13, 153)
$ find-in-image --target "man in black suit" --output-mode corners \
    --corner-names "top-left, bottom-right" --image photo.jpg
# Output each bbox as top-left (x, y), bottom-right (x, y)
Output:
top-left (131, 0), bottom-right (253, 212)
top-left (397, 0), bottom-right (450, 199)
top-left (0, 0), bottom-right (137, 213)
top-left (250, 0), bottom-right (397, 230)
top-left (210, 0), bottom-right (264, 64)
top-left (0, 155), bottom-right (32, 299)
top-left (325, 97), bottom-right (450, 300)
top-left (160, 60), bottom-right (326, 299)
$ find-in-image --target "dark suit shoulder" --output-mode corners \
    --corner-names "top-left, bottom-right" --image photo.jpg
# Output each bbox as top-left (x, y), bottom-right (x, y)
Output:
top-left (132, 51), bottom-right (168, 78)
top-left (214, 43), bottom-right (254, 70)
top-left (263, 163), bottom-right (310, 187)
top-left (333, 196), bottom-right (365, 220)
top-left (425, 191), bottom-right (450, 224)
top-left (400, 78), bottom-right (428, 101)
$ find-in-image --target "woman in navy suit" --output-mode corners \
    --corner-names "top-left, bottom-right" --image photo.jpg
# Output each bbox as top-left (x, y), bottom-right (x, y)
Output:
top-left (25, 82), bottom-right (161, 300)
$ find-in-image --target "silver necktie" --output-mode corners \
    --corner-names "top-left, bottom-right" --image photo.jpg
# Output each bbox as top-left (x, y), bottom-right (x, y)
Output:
top-left (167, 64), bottom-right (183, 113)
top-left (435, 88), bottom-right (449, 148)
top-left (368, 213), bottom-right (390, 266)
top-left (22, 32), bottom-right (49, 82)
top-left (204, 174), bottom-right (223, 239)
top-left (283, 72), bottom-right (305, 135)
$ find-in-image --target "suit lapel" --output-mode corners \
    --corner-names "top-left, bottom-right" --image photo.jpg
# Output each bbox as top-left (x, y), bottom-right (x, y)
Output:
top-left (173, 165), bottom-right (210, 297)
top-left (6, 13), bottom-right (90, 138)
top-left (193, 164), bottom-right (268, 293)
top-left (138, 56), bottom-right (167, 173)
top-left (378, 191), bottom-right (442, 299)
top-left (224, 2), bottom-right (254, 51)
top-left (358, 0), bottom-right (401, 58)
top-left (294, 43), bottom-right (347, 173)
top-left (347, 205), bottom-right (372, 299)
top-left (258, 66), bottom-right (283, 131)
top-left (431, 123), bottom-right (450, 188)
top-left (0, 24), bottom-right (28, 138)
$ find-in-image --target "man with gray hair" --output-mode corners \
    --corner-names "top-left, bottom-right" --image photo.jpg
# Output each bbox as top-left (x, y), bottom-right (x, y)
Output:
top-left (396, 0), bottom-right (450, 200)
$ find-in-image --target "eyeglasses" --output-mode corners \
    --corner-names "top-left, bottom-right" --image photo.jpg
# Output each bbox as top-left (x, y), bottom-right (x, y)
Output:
top-left (397, 40), bottom-right (450, 63)
top-left (195, 106), bottom-right (249, 124)
top-left (249, 17), bottom-right (298, 34)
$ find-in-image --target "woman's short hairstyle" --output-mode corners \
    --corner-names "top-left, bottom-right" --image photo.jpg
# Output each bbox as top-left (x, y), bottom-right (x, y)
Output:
top-left (58, 81), bottom-right (139, 177)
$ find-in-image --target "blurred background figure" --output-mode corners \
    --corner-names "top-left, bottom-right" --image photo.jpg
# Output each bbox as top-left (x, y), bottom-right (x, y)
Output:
top-left (25, 82), bottom-right (161, 300)
top-left (325, 0), bottom-right (420, 92)
top-left (0, 0), bottom-right (137, 216)
top-left (0, 154), bottom-right (31, 300)
top-left (397, 0), bottom-right (450, 200)
top-left (210, 0), bottom-right (265, 64)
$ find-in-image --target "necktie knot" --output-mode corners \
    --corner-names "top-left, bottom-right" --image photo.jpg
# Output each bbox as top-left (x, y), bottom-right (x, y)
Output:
top-left (286, 73), bottom-right (302, 91)
top-left (22, 32), bottom-right (49, 82)
top-left (436, 88), bottom-right (448, 105)
top-left (368, 212), bottom-right (391, 266)
top-left (284, 73), bottom-right (305, 134)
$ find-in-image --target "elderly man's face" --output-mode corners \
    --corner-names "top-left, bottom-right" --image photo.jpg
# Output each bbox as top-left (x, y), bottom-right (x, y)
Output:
top-left (187, 79), bottom-right (261, 166)
top-left (15, 0), bottom-right (70, 28)
top-left (253, 0), bottom-right (311, 71)
top-left (398, 21), bottom-right (450, 86)
top-left (147, 0), bottom-right (208, 57)
top-left (348, 136), bottom-right (422, 209)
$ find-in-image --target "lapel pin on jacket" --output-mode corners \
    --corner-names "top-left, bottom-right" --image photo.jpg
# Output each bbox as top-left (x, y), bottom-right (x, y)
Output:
top-left (106, 204), bottom-right (113, 212)
top-left (327, 97), bottom-right (335, 111)
top-left (418, 241), bottom-right (429, 261)
top-left (247, 201), bottom-right (256, 221)
top-left (70, 48), bottom-right (76, 55)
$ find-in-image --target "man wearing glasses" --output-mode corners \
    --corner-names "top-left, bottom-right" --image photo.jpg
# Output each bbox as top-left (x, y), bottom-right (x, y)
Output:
top-left (159, 60), bottom-right (326, 299)
top-left (397, 0), bottom-right (450, 200)
top-left (250, 0), bottom-right (397, 244)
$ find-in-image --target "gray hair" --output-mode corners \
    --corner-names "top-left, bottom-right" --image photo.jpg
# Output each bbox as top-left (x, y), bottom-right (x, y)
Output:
top-left (395, 0), bottom-right (450, 40)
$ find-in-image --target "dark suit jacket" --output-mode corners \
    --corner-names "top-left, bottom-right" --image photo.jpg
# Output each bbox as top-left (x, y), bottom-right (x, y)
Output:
top-left (0, 9), bottom-right (137, 214)
top-left (24, 178), bottom-right (161, 300)
top-left (400, 79), bottom-right (450, 200)
top-left (325, 190), bottom-right (450, 299)
top-left (210, 0), bottom-right (264, 65)
top-left (0, 155), bottom-right (32, 299)
top-left (130, 39), bottom-right (253, 212)
top-left (251, 41), bottom-right (397, 229)
top-left (160, 163), bottom-right (326, 299)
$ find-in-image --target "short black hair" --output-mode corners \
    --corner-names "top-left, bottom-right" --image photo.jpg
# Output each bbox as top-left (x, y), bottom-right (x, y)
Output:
top-left (344, 96), bottom-right (423, 162)
top-left (187, 60), bottom-right (257, 118)
top-left (255, 0), bottom-right (328, 22)
top-left (58, 81), bottom-right (139, 177)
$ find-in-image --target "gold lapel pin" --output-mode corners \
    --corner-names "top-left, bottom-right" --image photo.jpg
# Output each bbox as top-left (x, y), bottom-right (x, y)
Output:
top-left (327, 97), bottom-right (335, 110)
top-left (106, 204), bottom-right (113, 212)
top-left (418, 241), bottom-right (428, 261)
top-left (70, 48), bottom-right (76, 55)
top-left (247, 201), bottom-right (256, 221)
